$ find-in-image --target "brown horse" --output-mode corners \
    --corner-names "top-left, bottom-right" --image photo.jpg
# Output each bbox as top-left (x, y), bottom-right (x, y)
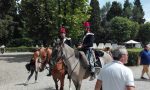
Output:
top-left (25, 47), bottom-right (52, 84)
top-left (32, 47), bottom-right (66, 90)
top-left (25, 46), bottom-right (66, 90)
top-left (38, 47), bottom-right (52, 72)
top-left (51, 57), bottom-right (66, 90)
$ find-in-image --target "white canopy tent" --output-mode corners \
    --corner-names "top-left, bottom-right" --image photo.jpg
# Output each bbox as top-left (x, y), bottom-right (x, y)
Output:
top-left (125, 40), bottom-right (140, 44)
top-left (125, 40), bottom-right (140, 48)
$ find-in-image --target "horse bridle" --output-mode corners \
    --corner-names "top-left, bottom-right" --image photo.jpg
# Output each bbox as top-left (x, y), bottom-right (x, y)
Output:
top-left (57, 43), bottom-right (80, 79)
top-left (57, 44), bottom-right (74, 62)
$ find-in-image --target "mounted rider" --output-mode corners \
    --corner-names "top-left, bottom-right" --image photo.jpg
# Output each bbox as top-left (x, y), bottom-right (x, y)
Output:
top-left (58, 25), bottom-right (72, 46)
top-left (82, 21), bottom-right (95, 80)
top-left (47, 25), bottom-right (72, 76)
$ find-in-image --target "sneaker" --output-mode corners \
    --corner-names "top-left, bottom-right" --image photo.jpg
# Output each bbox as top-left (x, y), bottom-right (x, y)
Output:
top-left (141, 77), bottom-right (147, 79)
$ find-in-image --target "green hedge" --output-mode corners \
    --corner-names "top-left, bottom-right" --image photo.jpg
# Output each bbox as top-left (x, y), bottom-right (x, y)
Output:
top-left (5, 46), bottom-right (37, 52)
top-left (125, 48), bottom-right (142, 66)
top-left (7, 38), bottom-right (33, 47)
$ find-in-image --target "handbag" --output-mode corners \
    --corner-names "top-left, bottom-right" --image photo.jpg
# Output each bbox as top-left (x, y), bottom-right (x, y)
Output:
top-left (25, 63), bottom-right (31, 71)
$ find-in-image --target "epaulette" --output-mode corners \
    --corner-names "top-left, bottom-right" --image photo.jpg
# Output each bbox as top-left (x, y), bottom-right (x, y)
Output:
top-left (66, 38), bottom-right (71, 40)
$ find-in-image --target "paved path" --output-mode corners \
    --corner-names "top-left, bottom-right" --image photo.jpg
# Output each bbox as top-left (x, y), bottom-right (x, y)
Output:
top-left (0, 52), bottom-right (150, 90)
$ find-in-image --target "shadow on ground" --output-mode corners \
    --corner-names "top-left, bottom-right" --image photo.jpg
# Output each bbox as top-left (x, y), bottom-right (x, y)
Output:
top-left (134, 78), bottom-right (150, 82)
top-left (42, 87), bottom-right (56, 90)
top-left (0, 54), bottom-right (32, 63)
top-left (15, 83), bottom-right (56, 90)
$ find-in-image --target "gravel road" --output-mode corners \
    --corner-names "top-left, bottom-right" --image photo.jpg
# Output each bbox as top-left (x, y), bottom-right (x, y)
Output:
top-left (0, 52), bottom-right (150, 90)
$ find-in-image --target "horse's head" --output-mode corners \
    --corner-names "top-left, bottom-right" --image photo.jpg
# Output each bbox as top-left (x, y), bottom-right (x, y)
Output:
top-left (55, 43), bottom-right (65, 60)
top-left (39, 48), bottom-right (52, 72)
top-left (98, 50), bottom-right (113, 65)
top-left (39, 58), bottom-right (47, 72)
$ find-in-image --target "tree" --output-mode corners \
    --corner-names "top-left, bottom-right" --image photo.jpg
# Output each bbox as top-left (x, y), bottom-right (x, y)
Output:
top-left (0, 0), bottom-right (16, 45)
top-left (100, 2), bottom-right (111, 21)
top-left (138, 22), bottom-right (150, 44)
top-left (20, 0), bottom-right (62, 45)
top-left (122, 0), bottom-right (133, 19)
top-left (111, 17), bottom-right (139, 43)
top-left (0, 16), bottom-right (13, 45)
top-left (89, 0), bottom-right (102, 44)
top-left (132, 0), bottom-right (145, 24)
top-left (20, 0), bottom-right (90, 46)
top-left (64, 0), bottom-right (90, 41)
top-left (106, 1), bottom-right (122, 21)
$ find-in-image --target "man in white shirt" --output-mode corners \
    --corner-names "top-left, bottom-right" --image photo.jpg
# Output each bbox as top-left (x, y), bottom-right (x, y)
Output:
top-left (95, 46), bottom-right (135, 90)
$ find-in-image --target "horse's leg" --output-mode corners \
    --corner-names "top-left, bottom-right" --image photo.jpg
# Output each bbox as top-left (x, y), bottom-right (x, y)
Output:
top-left (25, 69), bottom-right (34, 84)
top-left (35, 71), bottom-right (38, 83)
top-left (47, 60), bottom-right (52, 76)
top-left (76, 81), bottom-right (81, 90)
top-left (60, 75), bottom-right (65, 90)
top-left (72, 80), bottom-right (82, 90)
top-left (53, 77), bottom-right (58, 90)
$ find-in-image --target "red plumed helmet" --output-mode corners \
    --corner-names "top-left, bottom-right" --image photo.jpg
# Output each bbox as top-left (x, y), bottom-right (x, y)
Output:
top-left (83, 21), bottom-right (90, 31)
top-left (60, 26), bottom-right (66, 33)
top-left (83, 21), bottom-right (90, 27)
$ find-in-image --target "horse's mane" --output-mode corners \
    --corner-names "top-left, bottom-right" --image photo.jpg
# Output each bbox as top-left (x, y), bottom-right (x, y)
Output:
top-left (63, 43), bottom-right (75, 53)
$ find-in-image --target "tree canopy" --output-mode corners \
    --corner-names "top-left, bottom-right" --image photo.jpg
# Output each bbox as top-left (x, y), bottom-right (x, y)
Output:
top-left (0, 0), bottom-right (148, 47)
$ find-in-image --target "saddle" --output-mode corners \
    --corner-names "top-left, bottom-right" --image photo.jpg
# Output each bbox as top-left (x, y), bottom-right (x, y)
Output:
top-left (74, 49), bottom-right (104, 68)
top-left (94, 50), bottom-right (104, 67)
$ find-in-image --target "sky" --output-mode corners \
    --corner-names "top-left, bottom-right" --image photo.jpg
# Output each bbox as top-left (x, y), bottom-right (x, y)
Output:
top-left (98, 0), bottom-right (150, 22)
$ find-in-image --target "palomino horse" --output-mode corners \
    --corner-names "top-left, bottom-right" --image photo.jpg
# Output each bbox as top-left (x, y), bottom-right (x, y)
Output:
top-left (57, 43), bottom-right (113, 90)
top-left (25, 47), bottom-right (52, 84)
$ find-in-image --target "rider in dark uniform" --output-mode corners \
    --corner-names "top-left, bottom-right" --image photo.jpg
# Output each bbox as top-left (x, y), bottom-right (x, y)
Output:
top-left (47, 25), bottom-right (72, 76)
top-left (82, 21), bottom-right (95, 80)
top-left (58, 26), bottom-right (72, 46)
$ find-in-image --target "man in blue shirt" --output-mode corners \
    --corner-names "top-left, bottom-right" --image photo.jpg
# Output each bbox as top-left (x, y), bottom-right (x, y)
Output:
top-left (138, 44), bottom-right (150, 79)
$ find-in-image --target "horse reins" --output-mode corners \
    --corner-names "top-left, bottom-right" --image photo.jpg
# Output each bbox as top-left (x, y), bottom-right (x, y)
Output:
top-left (59, 45), bottom-right (80, 79)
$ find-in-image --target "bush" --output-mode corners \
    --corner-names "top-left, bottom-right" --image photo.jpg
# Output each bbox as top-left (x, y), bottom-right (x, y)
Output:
top-left (5, 46), bottom-right (37, 52)
top-left (7, 38), bottom-right (33, 47)
top-left (125, 48), bottom-right (142, 66)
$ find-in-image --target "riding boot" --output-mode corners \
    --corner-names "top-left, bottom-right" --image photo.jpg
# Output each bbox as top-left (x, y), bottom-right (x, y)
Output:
top-left (47, 61), bottom-right (53, 76)
top-left (47, 65), bottom-right (52, 76)
top-left (89, 64), bottom-right (95, 81)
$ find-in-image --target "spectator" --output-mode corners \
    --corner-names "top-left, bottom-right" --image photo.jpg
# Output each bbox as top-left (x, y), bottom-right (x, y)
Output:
top-left (0, 45), bottom-right (5, 54)
top-left (138, 44), bottom-right (150, 79)
top-left (95, 46), bottom-right (135, 90)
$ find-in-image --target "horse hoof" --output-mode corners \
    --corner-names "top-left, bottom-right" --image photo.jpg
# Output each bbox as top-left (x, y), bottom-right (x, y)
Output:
top-left (34, 80), bottom-right (38, 83)
top-left (24, 82), bottom-right (28, 86)
top-left (69, 87), bottom-right (72, 90)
